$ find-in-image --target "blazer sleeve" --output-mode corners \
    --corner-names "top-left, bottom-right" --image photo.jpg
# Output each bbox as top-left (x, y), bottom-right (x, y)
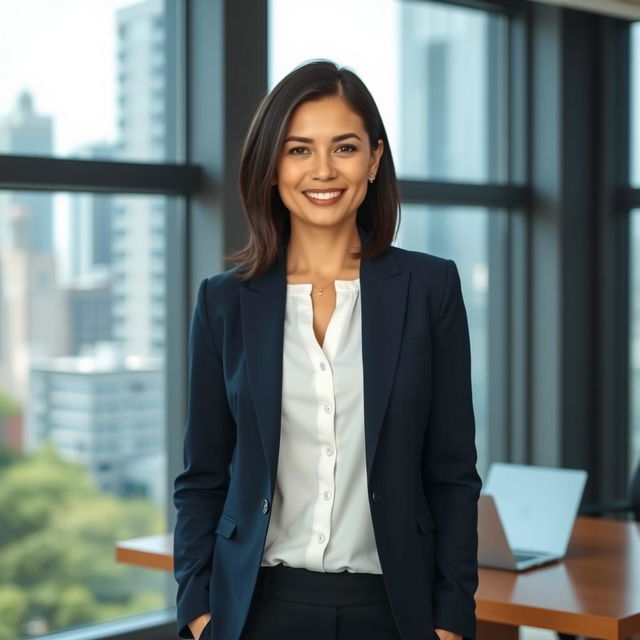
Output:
top-left (422, 259), bottom-right (482, 640)
top-left (173, 277), bottom-right (236, 639)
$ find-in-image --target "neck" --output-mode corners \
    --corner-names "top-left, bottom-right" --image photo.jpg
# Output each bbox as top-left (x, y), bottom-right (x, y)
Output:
top-left (286, 219), bottom-right (361, 281)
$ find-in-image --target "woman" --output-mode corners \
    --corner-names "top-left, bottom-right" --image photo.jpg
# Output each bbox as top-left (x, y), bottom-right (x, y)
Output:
top-left (174, 59), bottom-right (481, 640)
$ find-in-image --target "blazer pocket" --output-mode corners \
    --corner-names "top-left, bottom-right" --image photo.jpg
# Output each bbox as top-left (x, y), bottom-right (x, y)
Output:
top-left (214, 512), bottom-right (238, 539)
top-left (399, 337), bottom-right (429, 359)
top-left (416, 507), bottom-right (435, 535)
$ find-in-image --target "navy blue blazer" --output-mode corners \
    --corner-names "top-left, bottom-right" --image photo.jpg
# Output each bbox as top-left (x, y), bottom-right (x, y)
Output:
top-left (174, 226), bottom-right (481, 640)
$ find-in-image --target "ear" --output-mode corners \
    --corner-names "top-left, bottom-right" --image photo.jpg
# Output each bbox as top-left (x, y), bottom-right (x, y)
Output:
top-left (369, 139), bottom-right (384, 175)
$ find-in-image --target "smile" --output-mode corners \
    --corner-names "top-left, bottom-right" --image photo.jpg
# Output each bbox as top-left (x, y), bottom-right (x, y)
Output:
top-left (303, 189), bottom-right (346, 205)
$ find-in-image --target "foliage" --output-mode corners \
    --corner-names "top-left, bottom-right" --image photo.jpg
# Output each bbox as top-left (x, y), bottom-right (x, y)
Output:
top-left (0, 389), bottom-right (20, 417)
top-left (0, 446), bottom-right (166, 637)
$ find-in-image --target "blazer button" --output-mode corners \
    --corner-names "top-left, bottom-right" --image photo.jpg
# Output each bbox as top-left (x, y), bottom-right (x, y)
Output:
top-left (372, 491), bottom-right (382, 503)
top-left (261, 498), bottom-right (270, 514)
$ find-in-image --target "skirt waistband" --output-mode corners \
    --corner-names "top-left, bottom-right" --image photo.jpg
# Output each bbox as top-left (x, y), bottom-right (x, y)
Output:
top-left (255, 564), bottom-right (388, 607)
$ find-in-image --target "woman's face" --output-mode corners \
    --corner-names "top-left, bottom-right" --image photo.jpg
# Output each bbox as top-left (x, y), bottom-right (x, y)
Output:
top-left (275, 95), bottom-right (383, 231)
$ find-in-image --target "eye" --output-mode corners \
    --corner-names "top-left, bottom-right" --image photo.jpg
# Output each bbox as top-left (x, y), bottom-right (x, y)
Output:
top-left (288, 146), bottom-right (309, 155)
top-left (336, 144), bottom-right (357, 153)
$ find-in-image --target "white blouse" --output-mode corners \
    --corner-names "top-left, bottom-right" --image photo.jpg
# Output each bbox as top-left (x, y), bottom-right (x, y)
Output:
top-left (261, 278), bottom-right (382, 574)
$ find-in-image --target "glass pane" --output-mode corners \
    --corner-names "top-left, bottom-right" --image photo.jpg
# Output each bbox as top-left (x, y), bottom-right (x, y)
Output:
top-left (269, 0), bottom-right (507, 183)
top-left (394, 205), bottom-right (492, 476)
top-left (631, 210), bottom-right (640, 473)
top-left (0, 0), bottom-right (172, 162)
top-left (0, 190), bottom-right (172, 637)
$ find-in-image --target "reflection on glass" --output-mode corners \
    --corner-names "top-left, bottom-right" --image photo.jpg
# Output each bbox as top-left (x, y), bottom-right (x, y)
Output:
top-left (269, 0), bottom-right (507, 183)
top-left (631, 210), bottom-right (640, 473)
top-left (0, 190), bottom-right (169, 637)
top-left (0, 0), bottom-right (169, 162)
top-left (394, 205), bottom-right (491, 476)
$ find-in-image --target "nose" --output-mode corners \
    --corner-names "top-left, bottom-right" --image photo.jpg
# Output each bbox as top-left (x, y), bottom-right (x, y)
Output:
top-left (310, 151), bottom-right (337, 180)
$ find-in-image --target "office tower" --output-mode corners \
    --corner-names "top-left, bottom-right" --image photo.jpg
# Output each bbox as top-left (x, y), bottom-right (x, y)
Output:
top-left (68, 143), bottom-right (116, 282)
top-left (67, 271), bottom-right (112, 356)
top-left (0, 92), bottom-right (62, 446)
top-left (112, 0), bottom-right (166, 359)
top-left (0, 204), bottom-right (68, 402)
top-left (0, 91), bottom-right (54, 253)
top-left (27, 347), bottom-right (164, 503)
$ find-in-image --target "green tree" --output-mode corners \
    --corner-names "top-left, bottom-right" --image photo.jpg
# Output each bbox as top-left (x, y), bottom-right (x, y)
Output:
top-left (0, 388), bottom-right (20, 417)
top-left (53, 586), bottom-right (98, 629)
top-left (0, 585), bottom-right (27, 640)
top-left (0, 446), bottom-right (166, 637)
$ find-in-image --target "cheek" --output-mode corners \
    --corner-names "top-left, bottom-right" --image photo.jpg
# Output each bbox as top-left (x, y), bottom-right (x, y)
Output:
top-left (346, 180), bottom-right (368, 207)
top-left (276, 160), bottom-right (297, 187)
top-left (276, 164), bottom-right (301, 202)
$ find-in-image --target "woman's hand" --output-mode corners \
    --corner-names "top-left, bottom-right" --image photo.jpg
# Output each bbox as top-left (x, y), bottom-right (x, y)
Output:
top-left (188, 613), bottom-right (211, 640)
top-left (434, 629), bottom-right (463, 640)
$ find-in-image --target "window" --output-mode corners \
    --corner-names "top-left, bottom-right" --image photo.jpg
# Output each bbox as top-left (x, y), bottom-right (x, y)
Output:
top-left (395, 206), bottom-right (496, 473)
top-left (269, 0), bottom-right (511, 476)
top-left (0, 0), bottom-right (173, 163)
top-left (269, 0), bottom-right (507, 183)
top-left (0, 190), bottom-right (173, 637)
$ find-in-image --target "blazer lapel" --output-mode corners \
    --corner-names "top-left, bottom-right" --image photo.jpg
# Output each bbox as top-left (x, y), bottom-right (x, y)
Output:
top-left (240, 225), bottom-right (410, 490)
top-left (360, 245), bottom-right (410, 478)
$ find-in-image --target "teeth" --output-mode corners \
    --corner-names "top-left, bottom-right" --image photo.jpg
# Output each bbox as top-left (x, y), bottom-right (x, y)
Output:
top-left (305, 191), bottom-right (342, 200)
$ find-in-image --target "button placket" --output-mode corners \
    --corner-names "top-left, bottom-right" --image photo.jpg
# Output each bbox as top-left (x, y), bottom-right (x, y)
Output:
top-left (313, 352), bottom-right (336, 568)
top-left (275, 280), bottom-right (375, 574)
top-left (299, 290), bottom-right (339, 572)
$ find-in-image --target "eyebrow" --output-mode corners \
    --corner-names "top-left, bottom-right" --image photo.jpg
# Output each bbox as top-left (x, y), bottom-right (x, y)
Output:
top-left (283, 132), bottom-right (362, 144)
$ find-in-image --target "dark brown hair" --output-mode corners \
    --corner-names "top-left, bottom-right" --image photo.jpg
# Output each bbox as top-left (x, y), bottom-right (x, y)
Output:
top-left (226, 59), bottom-right (400, 279)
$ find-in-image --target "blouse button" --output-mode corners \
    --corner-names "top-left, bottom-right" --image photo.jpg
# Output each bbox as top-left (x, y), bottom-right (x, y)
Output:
top-left (323, 490), bottom-right (332, 500)
top-left (323, 404), bottom-right (332, 414)
top-left (316, 533), bottom-right (325, 544)
top-left (319, 362), bottom-right (327, 371)
top-left (325, 446), bottom-right (334, 457)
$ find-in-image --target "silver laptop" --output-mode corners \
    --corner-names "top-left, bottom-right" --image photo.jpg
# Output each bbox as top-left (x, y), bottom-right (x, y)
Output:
top-left (478, 463), bottom-right (587, 571)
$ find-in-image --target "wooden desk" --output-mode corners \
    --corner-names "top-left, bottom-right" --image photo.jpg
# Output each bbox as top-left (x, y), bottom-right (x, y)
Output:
top-left (116, 516), bottom-right (640, 639)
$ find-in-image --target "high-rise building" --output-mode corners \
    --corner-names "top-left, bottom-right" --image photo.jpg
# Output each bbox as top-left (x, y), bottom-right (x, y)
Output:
top-left (112, 0), bottom-right (166, 359)
top-left (67, 271), bottom-right (113, 356)
top-left (0, 204), bottom-right (68, 402)
top-left (68, 143), bottom-right (116, 282)
top-left (0, 92), bottom-right (63, 440)
top-left (0, 91), bottom-right (54, 253)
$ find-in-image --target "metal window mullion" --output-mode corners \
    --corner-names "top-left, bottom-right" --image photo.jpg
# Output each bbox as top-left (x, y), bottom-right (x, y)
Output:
top-left (0, 154), bottom-right (201, 196)
top-left (406, 0), bottom-right (525, 17)
top-left (398, 179), bottom-right (528, 208)
top-left (597, 16), bottom-right (632, 501)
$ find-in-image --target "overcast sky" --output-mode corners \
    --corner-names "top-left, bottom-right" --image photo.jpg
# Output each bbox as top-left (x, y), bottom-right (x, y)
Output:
top-left (0, 0), bottom-right (401, 159)
top-left (0, 0), bottom-right (137, 155)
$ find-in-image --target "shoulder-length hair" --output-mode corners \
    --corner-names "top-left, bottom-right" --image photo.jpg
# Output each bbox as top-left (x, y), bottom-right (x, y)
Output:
top-left (226, 59), bottom-right (400, 279)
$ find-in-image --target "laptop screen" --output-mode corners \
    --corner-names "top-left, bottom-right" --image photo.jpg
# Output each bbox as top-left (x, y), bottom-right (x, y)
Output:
top-left (484, 463), bottom-right (587, 556)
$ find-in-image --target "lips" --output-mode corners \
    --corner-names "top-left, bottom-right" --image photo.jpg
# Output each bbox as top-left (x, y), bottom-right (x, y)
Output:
top-left (303, 189), bottom-right (346, 205)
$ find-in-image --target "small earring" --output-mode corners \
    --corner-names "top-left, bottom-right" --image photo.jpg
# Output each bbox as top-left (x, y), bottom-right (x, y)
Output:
top-left (369, 175), bottom-right (376, 184)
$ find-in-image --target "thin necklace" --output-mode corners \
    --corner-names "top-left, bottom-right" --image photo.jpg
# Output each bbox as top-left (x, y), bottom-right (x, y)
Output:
top-left (312, 279), bottom-right (334, 296)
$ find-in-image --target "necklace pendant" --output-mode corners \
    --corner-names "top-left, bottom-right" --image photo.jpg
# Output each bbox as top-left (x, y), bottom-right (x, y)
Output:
top-left (318, 287), bottom-right (323, 295)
